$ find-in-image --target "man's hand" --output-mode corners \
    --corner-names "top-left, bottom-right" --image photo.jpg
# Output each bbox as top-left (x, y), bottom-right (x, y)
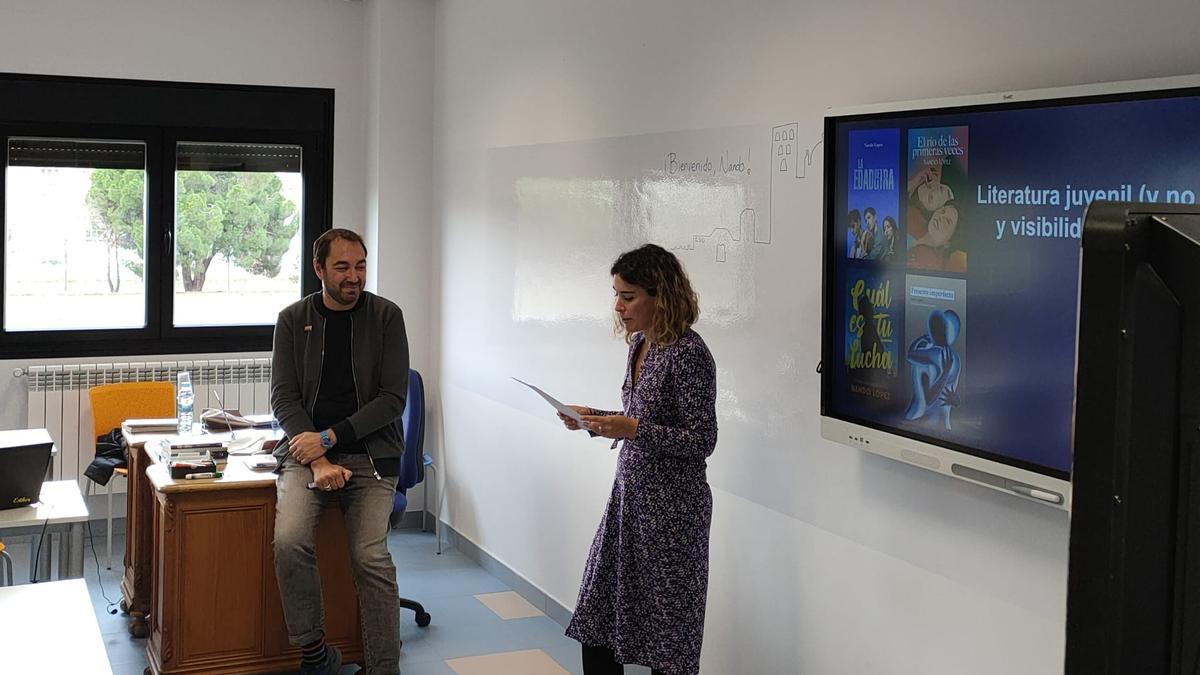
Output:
top-left (310, 457), bottom-right (353, 491)
top-left (289, 429), bottom-right (336, 465)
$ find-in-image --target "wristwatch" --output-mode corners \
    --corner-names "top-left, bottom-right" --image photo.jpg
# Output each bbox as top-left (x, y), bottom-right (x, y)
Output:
top-left (319, 430), bottom-right (334, 450)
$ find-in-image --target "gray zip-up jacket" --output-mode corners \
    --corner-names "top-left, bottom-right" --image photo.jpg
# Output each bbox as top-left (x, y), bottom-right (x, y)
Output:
top-left (271, 290), bottom-right (409, 477)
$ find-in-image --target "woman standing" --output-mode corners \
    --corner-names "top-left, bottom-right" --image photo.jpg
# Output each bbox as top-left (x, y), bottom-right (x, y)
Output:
top-left (560, 244), bottom-right (718, 675)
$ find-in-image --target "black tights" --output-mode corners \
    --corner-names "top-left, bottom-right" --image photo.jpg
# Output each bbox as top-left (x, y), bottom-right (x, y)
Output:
top-left (581, 644), bottom-right (669, 675)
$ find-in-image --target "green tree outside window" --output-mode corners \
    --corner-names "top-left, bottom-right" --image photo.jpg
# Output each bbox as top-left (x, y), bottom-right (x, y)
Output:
top-left (86, 170), bottom-right (298, 293)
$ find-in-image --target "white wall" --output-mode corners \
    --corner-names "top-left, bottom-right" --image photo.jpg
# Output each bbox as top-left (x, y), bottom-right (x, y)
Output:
top-left (432, 1), bottom-right (1200, 673)
top-left (364, 0), bottom-right (436, 511)
top-left (365, 0), bottom-right (435, 374)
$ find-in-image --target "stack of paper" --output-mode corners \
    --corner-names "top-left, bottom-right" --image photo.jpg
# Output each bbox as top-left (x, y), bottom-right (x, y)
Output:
top-left (169, 437), bottom-right (225, 452)
top-left (200, 408), bottom-right (275, 430)
top-left (124, 418), bottom-right (180, 433)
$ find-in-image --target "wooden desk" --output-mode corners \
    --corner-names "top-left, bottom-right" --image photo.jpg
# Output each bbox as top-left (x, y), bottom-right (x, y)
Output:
top-left (120, 427), bottom-right (280, 636)
top-left (120, 428), bottom-right (159, 636)
top-left (0, 579), bottom-right (114, 674)
top-left (123, 429), bottom-right (363, 675)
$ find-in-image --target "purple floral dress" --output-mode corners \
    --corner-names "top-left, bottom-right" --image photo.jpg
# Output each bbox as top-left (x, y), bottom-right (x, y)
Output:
top-left (566, 329), bottom-right (718, 675)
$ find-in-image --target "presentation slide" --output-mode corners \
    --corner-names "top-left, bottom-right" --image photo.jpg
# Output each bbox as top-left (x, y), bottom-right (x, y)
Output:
top-left (828, 93), bottom-right (1200, 477)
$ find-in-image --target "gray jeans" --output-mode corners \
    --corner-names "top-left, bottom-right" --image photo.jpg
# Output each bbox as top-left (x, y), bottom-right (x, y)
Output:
top-left (274, 452), bottom-right (400, 674)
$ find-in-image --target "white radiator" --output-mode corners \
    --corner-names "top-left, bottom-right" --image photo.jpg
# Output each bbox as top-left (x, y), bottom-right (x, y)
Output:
top-left (14, 358), bottom-right (272, 488)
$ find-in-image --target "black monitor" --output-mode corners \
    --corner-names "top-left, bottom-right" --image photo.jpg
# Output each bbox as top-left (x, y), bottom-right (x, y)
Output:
top-left (1066, 202), bottom-right (1200, 673)
top-left (820, 79), bottom-right (1200, 508)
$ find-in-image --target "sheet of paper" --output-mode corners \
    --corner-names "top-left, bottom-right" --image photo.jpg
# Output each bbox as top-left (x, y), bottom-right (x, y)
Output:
top-left (226, 435), bottom-right (268, 455)
top-left (512, 377), bottom-right (584, 423)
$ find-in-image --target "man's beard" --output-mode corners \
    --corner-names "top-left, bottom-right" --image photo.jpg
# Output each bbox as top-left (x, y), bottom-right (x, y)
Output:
top-left (325, 282), bottom-right (361, 306)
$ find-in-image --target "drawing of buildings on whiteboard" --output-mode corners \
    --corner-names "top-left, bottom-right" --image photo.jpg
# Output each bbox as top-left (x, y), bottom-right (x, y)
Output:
top-left (672, 122), bottom-right (821, 263)
top-left (672, 208), bottom-right (760, 263)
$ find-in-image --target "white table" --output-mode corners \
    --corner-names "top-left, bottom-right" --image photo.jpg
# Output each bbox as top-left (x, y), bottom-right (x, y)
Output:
top-left (0, 480), bottom-right (89, 581)
top-left (0, 578), bottom-right (113, 673)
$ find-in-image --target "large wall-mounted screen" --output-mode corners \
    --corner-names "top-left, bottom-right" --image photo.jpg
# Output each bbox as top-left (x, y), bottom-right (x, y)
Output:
top-left (821, 79), bottom-right (1200, 506)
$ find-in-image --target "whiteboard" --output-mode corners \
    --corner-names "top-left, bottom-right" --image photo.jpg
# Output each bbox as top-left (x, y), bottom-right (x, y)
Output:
top-left (482, 122), bottom-right (831, 518)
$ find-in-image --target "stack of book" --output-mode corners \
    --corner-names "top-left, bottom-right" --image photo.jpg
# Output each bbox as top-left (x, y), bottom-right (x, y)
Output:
top-left (168, 457), bottom-right (221, 480)
top-left (155, 437), bottom-right (229, 479)
top-left (167, 438), bottom-right (227, 459)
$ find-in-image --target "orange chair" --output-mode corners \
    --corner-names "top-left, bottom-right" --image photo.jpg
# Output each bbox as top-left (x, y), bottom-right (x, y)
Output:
top-left (88, 382), bottom-right (176, 569)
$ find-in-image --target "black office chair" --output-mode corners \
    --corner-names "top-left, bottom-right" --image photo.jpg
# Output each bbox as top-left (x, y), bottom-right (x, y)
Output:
top-left (392, 369), bottom-right (432, 634)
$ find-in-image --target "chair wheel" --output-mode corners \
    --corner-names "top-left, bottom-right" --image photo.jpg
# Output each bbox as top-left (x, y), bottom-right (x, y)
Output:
top-left (119, 599), bottom-right (131, 614)
top-left (416, 612), bottom-right (431, 627)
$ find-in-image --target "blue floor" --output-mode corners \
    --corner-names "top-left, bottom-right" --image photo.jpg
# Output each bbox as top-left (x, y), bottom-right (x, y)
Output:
top-left (3, 525), bottom-right (605, 675)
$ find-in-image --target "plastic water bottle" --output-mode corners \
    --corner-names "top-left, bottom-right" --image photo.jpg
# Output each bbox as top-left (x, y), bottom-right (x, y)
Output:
top-left (176, 371), bottom-right (194, 434)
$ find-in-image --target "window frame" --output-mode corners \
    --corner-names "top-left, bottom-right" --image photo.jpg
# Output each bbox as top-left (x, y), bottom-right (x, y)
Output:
top-left (0, 72), bottom-right (334, 357)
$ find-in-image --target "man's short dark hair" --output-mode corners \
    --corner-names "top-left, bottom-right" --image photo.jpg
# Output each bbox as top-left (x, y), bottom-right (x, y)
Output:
top-left (313, 228), bottom-right (368, 267)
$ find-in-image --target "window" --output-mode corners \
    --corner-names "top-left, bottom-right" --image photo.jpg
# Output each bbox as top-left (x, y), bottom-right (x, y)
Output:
top-left (0, 73), bottom-right (333, 356)
top-left (5, 138), bottom-right (147, 331)
top-left (172, 142), bottom-right (304, 327)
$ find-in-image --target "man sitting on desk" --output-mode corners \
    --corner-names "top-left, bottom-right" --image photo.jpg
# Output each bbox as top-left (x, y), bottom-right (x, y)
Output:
top-left (271, 227), bottom-right (409, 675)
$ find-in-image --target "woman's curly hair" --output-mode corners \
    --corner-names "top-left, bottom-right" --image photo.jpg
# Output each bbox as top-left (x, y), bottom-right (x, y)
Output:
top-left (610, 244), bottom-right (699, 345)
